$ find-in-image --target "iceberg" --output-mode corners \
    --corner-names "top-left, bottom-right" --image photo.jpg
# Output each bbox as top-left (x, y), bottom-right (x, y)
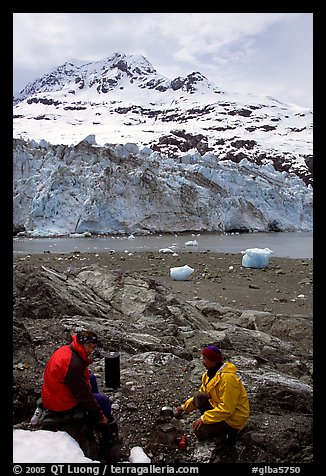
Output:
top-left (241, 248), bottom-right (273, 269)
top-left (170, 265), bottom-right (194, 280)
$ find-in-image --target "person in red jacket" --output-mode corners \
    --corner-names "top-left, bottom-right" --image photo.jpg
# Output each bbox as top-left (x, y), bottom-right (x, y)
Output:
top-left (41, 330), bottom-right (109, 424)
top-left (41, 330), bottom-right (121, 462)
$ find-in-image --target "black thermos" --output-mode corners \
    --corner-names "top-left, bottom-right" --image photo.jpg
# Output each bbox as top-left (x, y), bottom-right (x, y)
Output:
top-left (105, 351), bottom-right (120, 388)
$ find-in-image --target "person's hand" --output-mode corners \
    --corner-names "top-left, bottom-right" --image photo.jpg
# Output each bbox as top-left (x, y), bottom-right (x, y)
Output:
top-left (192, 417), bottom-right (203, 431)
top-left (98, 413), bottom-right (109, 425)
top-left (175, 405), bottom-right (184, 416)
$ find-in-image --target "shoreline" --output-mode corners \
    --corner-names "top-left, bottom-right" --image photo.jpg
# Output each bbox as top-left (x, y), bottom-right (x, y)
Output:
top-left (13, 230), bottom-right (313, 260)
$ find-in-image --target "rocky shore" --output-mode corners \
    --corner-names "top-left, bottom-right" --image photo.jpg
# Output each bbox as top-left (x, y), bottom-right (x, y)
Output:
top-left (13, 250), bottom-right (313, 464)
top-left (14, 250), bottom-right (313, 316)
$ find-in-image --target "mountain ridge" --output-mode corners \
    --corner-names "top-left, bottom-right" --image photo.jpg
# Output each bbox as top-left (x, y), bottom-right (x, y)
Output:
top-left (13, 52), bottom-right (222, 102)
top-left (13, 52), bottom-right (313, 186)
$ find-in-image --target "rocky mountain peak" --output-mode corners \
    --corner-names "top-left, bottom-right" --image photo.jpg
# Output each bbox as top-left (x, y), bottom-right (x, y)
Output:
top-left (13, 52), bottom-right (313, 194)
top-left (14, 52), bottom-right (218, 102)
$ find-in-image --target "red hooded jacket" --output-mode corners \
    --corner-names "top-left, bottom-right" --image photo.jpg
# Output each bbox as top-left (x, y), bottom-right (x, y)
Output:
top-left (41, 335), bottom-right (102, 421)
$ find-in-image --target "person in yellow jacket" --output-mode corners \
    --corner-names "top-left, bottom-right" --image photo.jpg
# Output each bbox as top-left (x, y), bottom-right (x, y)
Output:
top-left (175, 345), bottom-right (250, 444)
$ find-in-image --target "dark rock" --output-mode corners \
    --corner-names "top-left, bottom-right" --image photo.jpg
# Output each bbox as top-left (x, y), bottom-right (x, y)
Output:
top-left (13, 256), bottom-right (313, 463)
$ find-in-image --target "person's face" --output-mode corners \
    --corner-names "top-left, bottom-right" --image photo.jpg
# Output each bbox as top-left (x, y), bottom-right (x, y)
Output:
top-left (84, 342), bottom-right (97, 356)
top-left (202, 355), bottom-right (218, 369)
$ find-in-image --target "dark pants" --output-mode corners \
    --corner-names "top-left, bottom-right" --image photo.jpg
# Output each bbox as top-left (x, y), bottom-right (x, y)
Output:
top-left (192, 391), bottom-right (239, 443)
top-left (90, 372), bottom-right (112, 418)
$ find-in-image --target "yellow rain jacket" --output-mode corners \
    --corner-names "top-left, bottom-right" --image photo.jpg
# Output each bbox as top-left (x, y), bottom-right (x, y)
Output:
top-left (183, 362), bottom-right (250, 430)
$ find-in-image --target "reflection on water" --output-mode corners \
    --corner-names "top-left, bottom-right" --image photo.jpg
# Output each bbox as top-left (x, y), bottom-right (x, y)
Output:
top-left (13, 232), bottom-right (313, 259)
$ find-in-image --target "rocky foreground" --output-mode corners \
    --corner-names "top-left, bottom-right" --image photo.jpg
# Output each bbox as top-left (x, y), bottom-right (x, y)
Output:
top-left (13, 251), bottom-right (313, 464)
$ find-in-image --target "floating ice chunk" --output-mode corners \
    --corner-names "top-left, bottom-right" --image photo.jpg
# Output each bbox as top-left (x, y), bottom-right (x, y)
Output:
top-left (185, 240), bottom-right (199, 247)
top-left (241, 248), bottom-right (273, 269)
top-left (159, 248), bottom-right (175, 254)
top-left (68, 232), bottom-right (91, 238)
top-left (129, 446), bottom-right (151, 463)
top-left (170, 265), bottom-right (194, 280)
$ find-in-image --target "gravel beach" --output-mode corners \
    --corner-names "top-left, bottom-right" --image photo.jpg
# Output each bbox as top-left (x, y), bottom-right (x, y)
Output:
top-left (14, 250), bottom-right (313, 317)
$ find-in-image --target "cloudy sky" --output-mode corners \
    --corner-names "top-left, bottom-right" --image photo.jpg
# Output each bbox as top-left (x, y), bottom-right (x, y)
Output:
top-left (13, 13), bottom-right (313, 108)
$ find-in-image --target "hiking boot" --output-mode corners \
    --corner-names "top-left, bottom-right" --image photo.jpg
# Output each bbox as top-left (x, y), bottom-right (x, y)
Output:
top-left (225, 429), bottom-right (239, 447)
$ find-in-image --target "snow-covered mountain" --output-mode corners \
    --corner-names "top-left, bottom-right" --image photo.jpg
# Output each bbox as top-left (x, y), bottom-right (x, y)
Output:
top-left (13, 52), bottom-right (312, 186)
top-left (13, 53), bottom-right (313, 237)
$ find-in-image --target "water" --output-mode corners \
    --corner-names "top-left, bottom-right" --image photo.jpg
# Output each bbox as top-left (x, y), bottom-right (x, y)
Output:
top-left (13, 231), bottom-right (313, 259)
